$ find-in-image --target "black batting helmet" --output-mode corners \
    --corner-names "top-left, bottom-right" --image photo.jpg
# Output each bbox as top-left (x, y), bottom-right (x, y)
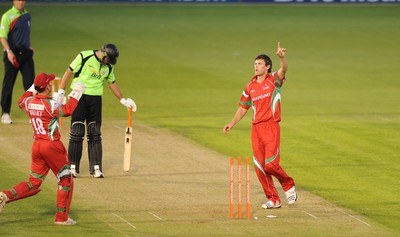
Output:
top-left (101, 44), bottom-right (119, 65)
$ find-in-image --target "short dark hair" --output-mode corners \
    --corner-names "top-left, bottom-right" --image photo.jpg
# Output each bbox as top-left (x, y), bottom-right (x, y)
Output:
top-left (255, 54), bottom-right (272, 73)
top-left (35, 86), bottom-right (46, 93)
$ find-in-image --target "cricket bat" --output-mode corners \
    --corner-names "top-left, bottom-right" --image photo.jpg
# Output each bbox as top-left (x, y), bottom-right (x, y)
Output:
top-left (123, 107), bottom-right (133, 171)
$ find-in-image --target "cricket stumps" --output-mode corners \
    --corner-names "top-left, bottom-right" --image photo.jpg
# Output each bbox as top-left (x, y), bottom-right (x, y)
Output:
top-left (230, 156), bottom-right (250, 219)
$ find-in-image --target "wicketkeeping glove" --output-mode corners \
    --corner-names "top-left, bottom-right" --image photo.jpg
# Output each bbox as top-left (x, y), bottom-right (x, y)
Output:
top-left (52, 92), bottom-right (66, 105)
top-left (68, 82), bottom-right (86, 101)
top-left (26, 83), bottom-right (37, 94)
top-left (120, 98), bottom-right (137, 112)
top-left (53, 88), bottom-right (65, 105)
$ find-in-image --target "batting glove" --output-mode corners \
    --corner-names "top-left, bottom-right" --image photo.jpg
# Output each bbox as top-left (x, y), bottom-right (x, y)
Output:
top-left (73, 82), bottom-right (86, 93)
top-left (68, 82), bottom-right (86, 101)
top-left (120, 98), bottom-right (137, 112)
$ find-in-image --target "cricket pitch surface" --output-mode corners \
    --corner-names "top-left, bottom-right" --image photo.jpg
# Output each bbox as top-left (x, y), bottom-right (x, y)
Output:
top-left (0, 119), bottom-right (395, 236)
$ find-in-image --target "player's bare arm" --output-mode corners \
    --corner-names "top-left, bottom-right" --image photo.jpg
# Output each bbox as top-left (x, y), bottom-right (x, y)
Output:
top-left (1, 38), bottom-right (16, 64)
top-left (109, 82), bottom-right (124, 100)
top-left (276, 42), bottom-right (288, 80)
top-left (59, 68), bottom-right (73, 90)
top-left (109, 82), bottom-right (138, 112)
top-left (223, 107), bottom-right (248, 134)
top-left (52, 68), bottom-right (73, 104)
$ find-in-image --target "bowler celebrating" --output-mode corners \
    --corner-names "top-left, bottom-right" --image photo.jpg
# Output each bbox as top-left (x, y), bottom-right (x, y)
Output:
top-left (223, 42), bottom-right (297, 209)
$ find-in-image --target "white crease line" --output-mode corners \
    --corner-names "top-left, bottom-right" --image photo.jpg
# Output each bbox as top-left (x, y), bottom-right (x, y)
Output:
top-left (112, 213), bottom-right (137, 229)
top-left (114, 125), bottom-right (124, 130)
top-left (148, 212), bottom-right (162, 220)
top-left (339, 211), bottom-right (371, 227)
top-left (302, 211), bottom-right (318, 219)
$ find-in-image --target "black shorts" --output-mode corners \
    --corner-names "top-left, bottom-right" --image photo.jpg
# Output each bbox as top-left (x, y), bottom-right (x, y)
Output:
top-left (71, 94), bottom-right (102, 125)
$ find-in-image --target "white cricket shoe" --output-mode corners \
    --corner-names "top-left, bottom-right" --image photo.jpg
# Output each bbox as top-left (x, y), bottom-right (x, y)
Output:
top-left (92, 169), bottom-right (104, 178)
top-left (261, 200), bottom-right (282, 209)
top-left (285, 186), bottom-right (297, 205)
top-left (0, 192), bottom-right (9, 213)
top-left (54, 217), bottom-right (77, 226)
top-left (71, 169), bottom-right (77, 178)
top-left (1, 113), bottom-right (13, 124)
top-left (70, 165), bottom-right (78, 178)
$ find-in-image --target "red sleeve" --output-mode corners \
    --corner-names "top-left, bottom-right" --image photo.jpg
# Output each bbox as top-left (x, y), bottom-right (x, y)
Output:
top-left (273, 72), bottom-right (285, 87)
top-left (238, 85), bottom-right (252, 109)
top-left (18, 91), bottom-right (34, 110)
top-left (59, 98), bottom-right (79, 117)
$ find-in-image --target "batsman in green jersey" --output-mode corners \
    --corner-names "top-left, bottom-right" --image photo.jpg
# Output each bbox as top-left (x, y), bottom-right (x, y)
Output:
top-left (56, 44), bottom-right (137, 178)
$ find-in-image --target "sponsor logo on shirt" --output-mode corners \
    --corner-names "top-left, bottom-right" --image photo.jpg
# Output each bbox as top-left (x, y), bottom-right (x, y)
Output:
top-left (28, 103), bottom-right (45, 116)
top-left (252, 93), bottom-right (270, 102)
top-left (91, 72), bottom-right (101, 79)
top-left (101, 68), bottom-right (108, 75)
top-left (28, 103), bottom-right (44, 110)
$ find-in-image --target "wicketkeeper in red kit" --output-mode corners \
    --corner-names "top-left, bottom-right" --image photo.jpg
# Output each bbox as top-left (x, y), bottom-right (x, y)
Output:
top-left (223, 42), bottom-right (297, 209)
top-left (0, 72), bottom-right (85, 225)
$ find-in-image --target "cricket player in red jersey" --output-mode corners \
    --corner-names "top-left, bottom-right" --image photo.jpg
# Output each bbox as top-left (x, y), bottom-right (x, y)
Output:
top-left (223, 42), bottom-right (297, 209)
top-left (0, 72), bottom-right (85, 225)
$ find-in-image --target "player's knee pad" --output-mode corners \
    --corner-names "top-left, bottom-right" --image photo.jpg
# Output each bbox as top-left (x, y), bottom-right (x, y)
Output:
top-left (69, 122), bottom-right (85, 167)
top-left (57, 164), bottom-right (72, 182)
top-left (87, 121), bottom-right (101, 142)
top-left (58, 174), bottom-right (72, 192)
top-left (70, 121), bottom-right (85, 142)
top-left (87, 121), bottom-right (102, 170)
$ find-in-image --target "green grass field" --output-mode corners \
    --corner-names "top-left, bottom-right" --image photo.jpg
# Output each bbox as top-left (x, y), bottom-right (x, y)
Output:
top-left (0, 3), bottom-right (399, 236)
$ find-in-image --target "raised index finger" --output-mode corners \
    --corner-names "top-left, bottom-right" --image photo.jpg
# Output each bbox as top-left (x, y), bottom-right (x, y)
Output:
top-left (277, 41), bottom-right (281, 49)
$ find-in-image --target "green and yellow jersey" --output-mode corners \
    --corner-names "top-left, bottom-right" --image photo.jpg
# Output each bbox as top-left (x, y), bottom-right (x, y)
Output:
top-left (69, 50), bottom-right (115, 96)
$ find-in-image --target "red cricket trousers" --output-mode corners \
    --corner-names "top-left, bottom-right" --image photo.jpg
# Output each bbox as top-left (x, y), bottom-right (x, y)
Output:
top-left (3, 140), bottom-right (73, 222)
top-left (251, 121), bottom-right (295, 202)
